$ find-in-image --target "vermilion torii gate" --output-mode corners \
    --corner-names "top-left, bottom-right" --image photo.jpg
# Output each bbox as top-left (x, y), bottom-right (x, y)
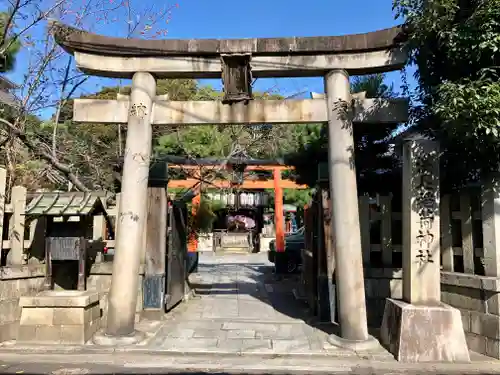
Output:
top-left (165, 161), bottom-right (308, 254)
top-left (51, 22), bottom-right (409, 348)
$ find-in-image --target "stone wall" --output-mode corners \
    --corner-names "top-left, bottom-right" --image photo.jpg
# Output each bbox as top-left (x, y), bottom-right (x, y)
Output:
top-left (441, 272), bottom-right (500, 358)
top-left (364, 268), bottom-right (402, 327)
top-left (86, 262), bottom-right (145, 323)
top-left (0, 265), bottom-right (45, 342)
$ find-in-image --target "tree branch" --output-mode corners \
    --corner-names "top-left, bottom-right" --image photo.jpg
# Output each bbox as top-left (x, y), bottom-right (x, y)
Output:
top-left (0, 117), bottom-right (90, 191)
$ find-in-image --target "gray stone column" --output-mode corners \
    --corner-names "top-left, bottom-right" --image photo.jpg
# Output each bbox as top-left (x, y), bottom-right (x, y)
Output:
top-left (380, 135), bottom-right (469, 362)
top-left (99, 72), bottom-right (156, 341)
top-left (324, 70), bottom-right (375, 349)
top-left (402, 136), bottom-right (441, 304)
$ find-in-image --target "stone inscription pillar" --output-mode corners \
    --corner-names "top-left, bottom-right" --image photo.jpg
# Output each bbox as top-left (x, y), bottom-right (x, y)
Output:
top-left (402, 136), bottom-right (441, 304)
top-left (324, 70), bottom-right (375, 349)
top-left (380, 135), bottom-right (469, 362)
top-left (103, 72), bottom-right (156, 340)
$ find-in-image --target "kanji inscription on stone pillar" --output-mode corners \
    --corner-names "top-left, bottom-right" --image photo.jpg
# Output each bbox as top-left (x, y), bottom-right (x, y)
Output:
top-left (402, 135), bottom-right (440, 304)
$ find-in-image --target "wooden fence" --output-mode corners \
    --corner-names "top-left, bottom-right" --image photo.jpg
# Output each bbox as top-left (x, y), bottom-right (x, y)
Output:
top-left (337, 193), bottom-right (485, 275)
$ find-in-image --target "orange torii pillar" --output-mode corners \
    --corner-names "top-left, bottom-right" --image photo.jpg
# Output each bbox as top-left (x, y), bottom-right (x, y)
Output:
top-left (273, 168), bottom-right (285, 252)
top-left (188, 170), bottom-right (202, 253)
top-left (187, 193), bottom-right (200, 252)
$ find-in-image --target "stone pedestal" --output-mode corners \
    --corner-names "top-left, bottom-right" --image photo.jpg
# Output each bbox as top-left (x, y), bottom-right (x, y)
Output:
top-left (380, 299), bottom-right (470, 362)
top-left (18, 290), bottom-right (101, 344)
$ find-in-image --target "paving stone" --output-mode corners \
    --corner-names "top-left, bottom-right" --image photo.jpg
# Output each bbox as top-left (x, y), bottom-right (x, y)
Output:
top-left (160, 328), bottom-right (195, 338)
top-left (254, 323), bottom-right (307, 339)
top-left (158, 337), bottom-right (219, 351)
top-left (222, 322), bottom-right (278, 332)
top-left (192, 328), bottom-right (227, 339)
top-left (226, 329), bottom-right (256, 339)
top-left (217, 338), bottom-right (272, 353)
top-left (271, 339), bottom-right (312, 353)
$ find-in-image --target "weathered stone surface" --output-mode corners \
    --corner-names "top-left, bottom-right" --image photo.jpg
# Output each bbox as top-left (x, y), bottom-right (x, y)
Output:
top-left (17, 291), bottom-right (101, 344)
top-left (52, 305), bottom-right (100, 325)
top-left (35, 325), bottom-right (62, 343)
top-left (0, 299), bottom-right (22, 324)
top-left (402, 137), bottom-right (441, 305)
top-left (193, 328), bottom-right (227, 340)
top-left (60, 325), bottom-right (85, 343)
top-left (486, 291), bottom-right (500, 315)
top-left (217, 338), bottom-right (272, 353)
top-left (226, 329), bottom-right (256, 339)
top-left (271, 339), bottom-right (311, 353)
top-left (20, 290), bottom-right (99, 307)
top-left (0, 268), bottom-right (45, 342)
top-left (442, 284), bottom-right (485, 312)
top-left (466, 332), bottom-right (486, 354)
top-left (486, 337), bottom-right (500, 358)
top-left (19, 307), bottom-right (54, 325)
top-left (0, 321), bottom-right (18, 342)
top-left (52, 21), bottom-right (404, 57)
top-left (380, 298), bottom-right (470, 362)
top-left (440, 273), bottom-right (500, 359)
top-left (470, 311), bottom-right (500, 339)
top-left (73, 49), bottom-right (407, 79)
top-left (155, 337), bottom-right (219, 351)
top-left (73, 98), bottom-right (409, 126)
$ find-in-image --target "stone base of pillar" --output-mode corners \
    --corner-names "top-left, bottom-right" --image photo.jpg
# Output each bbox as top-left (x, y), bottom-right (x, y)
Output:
top-left (380, 298), bottom-right (470, 362)
top-left (92, 329), bottom-right (146, 346)
top-left (327, 333), bottom-right (380, 351)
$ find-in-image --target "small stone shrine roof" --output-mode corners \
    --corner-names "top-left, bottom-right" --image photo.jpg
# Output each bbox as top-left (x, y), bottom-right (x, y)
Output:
top-left (24, 191), bottom-right (109, 217)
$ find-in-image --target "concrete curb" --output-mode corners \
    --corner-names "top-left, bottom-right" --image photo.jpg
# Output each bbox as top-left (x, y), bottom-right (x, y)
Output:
top-left (1, 352), bottom-right (500, 374)
top-left (0, 344), bottom-right (360, 358)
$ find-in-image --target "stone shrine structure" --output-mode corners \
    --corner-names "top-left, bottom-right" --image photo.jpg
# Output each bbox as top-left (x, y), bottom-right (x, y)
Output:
top-left (50, 22), bottom-right (468, 360)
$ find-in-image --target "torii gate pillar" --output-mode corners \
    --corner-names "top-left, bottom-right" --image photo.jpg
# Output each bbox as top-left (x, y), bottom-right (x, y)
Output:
top-left (94, 72), bottom-right (156, 344)
top-left (324, 70), bottom-right (378, 349)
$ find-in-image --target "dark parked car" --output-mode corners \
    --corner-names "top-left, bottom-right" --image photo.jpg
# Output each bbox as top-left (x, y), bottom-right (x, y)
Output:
top-left (268, 227), bottom-right (305, 273)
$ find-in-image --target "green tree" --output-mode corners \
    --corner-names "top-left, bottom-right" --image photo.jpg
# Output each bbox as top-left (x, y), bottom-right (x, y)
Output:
top-left (393, 0), bottom-right (500, 190)
top-left (286, 74), bottom-right (400, 193)
top-left (0, 11), bottom-right (21, 72)
top-left (154, 88), bottom-right (298, 161)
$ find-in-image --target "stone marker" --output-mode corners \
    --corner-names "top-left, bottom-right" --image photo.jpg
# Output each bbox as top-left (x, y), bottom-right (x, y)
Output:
top-left (380, 135), bottom-right (470, 362)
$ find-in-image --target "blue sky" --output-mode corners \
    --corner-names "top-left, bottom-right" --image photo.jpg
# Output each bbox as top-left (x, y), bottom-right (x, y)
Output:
top-left (7, 0), bottom-right (413, 117)
top-left (161, 0), bottom-right (407, 96)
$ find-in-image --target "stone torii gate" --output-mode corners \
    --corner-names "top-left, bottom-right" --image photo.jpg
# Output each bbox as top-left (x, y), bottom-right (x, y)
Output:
top-left (52, 21), bottom-right (406, 346)
top-left (50, 22), bottom-right (466, 359)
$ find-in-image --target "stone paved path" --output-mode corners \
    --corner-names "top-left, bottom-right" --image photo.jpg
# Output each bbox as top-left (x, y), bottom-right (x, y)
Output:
top-left (0, 251), bottom-right (492, 366)
top-left (143, 252), bottom-right (392, 358)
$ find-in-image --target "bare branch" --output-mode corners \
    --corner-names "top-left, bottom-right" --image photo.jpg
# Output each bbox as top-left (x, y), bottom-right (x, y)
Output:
top-left (0, 117), bottom-right (90, 191)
